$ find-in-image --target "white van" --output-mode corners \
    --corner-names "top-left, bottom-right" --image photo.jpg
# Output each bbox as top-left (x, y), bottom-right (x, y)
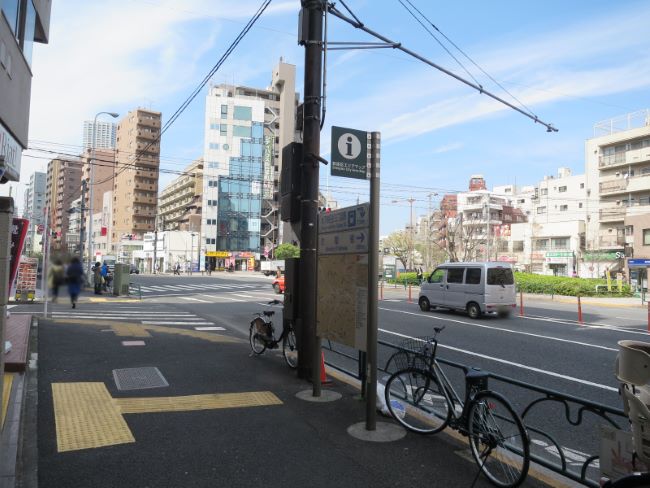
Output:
top-left (419, 262), bottom-right (516, 319)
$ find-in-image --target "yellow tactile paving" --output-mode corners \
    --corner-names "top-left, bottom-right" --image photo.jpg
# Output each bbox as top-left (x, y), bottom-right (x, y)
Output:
top-left (110, 323), bottom-right (152, 337)
top-left (116, 391), bottom-right (282, 414)
top-left (51, 319), bottom-right (241, 343)
top-left (52, 382), bottom-right (135, 452)
top-left (142, 324), bottom-right (241, 343)
top-left (2, 373), bottom-right (14, 428)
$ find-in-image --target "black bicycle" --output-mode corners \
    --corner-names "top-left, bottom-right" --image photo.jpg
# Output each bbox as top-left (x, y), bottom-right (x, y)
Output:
top-left (249, 300), bottom-right (297, 369)
top-left (384, 327), bottom-right (530, 488)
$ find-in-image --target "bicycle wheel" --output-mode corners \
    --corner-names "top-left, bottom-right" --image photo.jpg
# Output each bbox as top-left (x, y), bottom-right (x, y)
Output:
top-left (282, 327), bottom-right (298, 369)
top-left (249, 318), bottom-right (268, 355)
top-left (468, 391), bottom-right (530, 488)
top-left (385, 368), bottom-right (451, 434)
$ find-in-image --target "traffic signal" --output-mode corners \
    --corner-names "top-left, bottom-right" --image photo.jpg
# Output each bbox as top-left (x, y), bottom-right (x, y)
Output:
top-left (280, 142), bottom-right (302, 223)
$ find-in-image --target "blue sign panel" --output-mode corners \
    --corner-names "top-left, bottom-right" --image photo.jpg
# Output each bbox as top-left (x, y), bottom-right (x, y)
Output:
top-left (628, 259), bottom-right (650, 267)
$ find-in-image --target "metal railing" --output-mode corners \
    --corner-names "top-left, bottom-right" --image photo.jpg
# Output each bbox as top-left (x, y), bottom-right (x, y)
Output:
top-left (322, 338), bottom-right (627, 488)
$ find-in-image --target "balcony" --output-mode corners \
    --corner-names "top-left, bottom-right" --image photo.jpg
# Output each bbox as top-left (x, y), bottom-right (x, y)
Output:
top-left (599, 208), bottom-right (625, 222)
top-left (626, 147), bottom-right (650, 166)
top-left (599, 147), bottom-right (650, 169)
top-left (137, 130), bottom-right (158, 141)
top-left (137, 116), bottom-right (160, 129)
top-left (600, 174), bottom-right (650, 195)
top-left (600, 179), bottom-right (628, 195)
top-left (599, 235), bottom-right (625, 248)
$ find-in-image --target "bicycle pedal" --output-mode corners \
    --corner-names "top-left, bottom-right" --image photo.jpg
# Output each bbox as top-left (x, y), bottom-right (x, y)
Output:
top-left (267, 343), bottom-right (279, 349)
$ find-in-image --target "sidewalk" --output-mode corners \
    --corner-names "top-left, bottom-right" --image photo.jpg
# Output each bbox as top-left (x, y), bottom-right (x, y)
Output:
top-left (1, 309), bottom-right (563, 488)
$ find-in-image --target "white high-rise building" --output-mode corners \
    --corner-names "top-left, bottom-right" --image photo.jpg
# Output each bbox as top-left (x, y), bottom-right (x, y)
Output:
top-left (22, 171), bottom-right (46, 254)
top-left (200, 59), bottom-right (298, 272)
top-left (82, 120), bottom-right (117, 149)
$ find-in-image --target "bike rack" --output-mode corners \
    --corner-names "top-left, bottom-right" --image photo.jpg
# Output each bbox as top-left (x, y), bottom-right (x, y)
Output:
top-left (321, 338), bottom-right (628, 488)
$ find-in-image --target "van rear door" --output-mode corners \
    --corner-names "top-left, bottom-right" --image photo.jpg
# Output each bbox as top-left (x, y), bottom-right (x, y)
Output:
top-left (485, 266), bottom-right (516, 311)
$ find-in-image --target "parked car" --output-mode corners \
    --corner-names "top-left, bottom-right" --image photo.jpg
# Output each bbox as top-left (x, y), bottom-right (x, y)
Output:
top-left (129, 264), bottom-right (139, 274)
top-left (272, 275), bottom-right (285, 294)
top-left (418, 262), bottom-right (516, 318)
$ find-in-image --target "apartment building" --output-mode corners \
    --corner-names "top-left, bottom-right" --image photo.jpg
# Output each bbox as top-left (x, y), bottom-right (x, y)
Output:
top-left (45, 156), bottom-right (82, 251)
top-left (504, 168), bottom-right (587, 276)
top-left (158, 158), bottom-right (203, 232)
top-left (82, 120), bottom-right (117, 149)
top-left (0, 1), bottom-right (51, 183)
top-left (22, 171), bottom-right (46, 254)
top-left (201, 59), bottom-right (298, 271)
top-left (586, 110), bottom-right (650, 279)
top-left (111, 108), bottom-right (161, 244)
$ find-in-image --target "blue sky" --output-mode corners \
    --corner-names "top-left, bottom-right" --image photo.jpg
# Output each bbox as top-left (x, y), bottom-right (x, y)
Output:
top-left (5, 0), bottom-right (650, 235)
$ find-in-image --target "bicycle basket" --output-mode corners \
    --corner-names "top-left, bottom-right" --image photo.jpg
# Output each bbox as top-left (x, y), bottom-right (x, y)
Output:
top-left (391, 337), bottom-right (437, 370)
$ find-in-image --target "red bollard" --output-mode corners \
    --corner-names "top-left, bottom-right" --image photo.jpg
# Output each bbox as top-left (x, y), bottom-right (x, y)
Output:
top-left (380, 281), bottom-right (384, 301)
top-left (577, 294), bottom-right (583, 325)
top-left (519, 290), bottom-right (524, 317)
top-left (408, 284), bottom-right (413, 303)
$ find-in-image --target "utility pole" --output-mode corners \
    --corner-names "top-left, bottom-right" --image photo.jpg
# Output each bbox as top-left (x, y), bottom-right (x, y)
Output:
top-left (485, 201), bottom-right (490, 261)
top-left (153, 215), bottom-right (158, 274)
top-left (298, 0), bottom-right (324, 382)
top-left (79, 180), bottom-right (87, 262)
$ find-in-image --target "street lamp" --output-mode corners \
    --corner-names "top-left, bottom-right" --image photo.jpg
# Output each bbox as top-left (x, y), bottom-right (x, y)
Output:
top-left (88, 111), bottom-right (119, 275)
top-left (392, 197), bottom-right (416, 270)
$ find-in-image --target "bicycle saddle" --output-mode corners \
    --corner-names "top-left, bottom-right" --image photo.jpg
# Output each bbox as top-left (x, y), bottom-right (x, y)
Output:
top-left (263, 310), bottom-right (275, 317)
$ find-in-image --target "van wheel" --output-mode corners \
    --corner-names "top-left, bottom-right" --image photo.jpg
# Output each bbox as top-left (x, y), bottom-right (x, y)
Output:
top-left (419, 297), bottom-right (430, 312)
top-left (273, 284), bottom-right (281, 294)
top-left (467, 302), bottom-right (482, 319)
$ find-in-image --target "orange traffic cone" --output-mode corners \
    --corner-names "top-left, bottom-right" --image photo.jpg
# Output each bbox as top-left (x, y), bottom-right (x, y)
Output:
top-left (320, 352), bottom-right (332, 384)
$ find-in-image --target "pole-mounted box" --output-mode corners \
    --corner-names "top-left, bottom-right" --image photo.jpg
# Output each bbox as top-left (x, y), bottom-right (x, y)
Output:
top-left (280, 142), bottom-right (303, 223)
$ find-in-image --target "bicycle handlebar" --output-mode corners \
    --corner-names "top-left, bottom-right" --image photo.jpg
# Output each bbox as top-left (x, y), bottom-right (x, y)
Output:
top-left (268, 299), bottom-right (281, 305)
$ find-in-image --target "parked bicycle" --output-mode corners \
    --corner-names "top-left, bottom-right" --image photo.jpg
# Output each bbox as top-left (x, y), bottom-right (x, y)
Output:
top-left (384, 326), bottom-right (530, 488)
top-left (249, 299), bottom-right (297, 369)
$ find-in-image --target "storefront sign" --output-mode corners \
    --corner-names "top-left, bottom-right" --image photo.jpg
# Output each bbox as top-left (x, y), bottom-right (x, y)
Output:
top-left (206, 251), bottom-right (230, 258)
top-left (497, 255), bottom-right (517, 263)
top-left (545, 251), bottom-right (573, 258)
top-left (628, 258), bottom-right (650, 267)
top-left (9, 218), bottom-right (28, 294)
top-left (584, 250), bottom-right (624, 261)
top-left (0, 123), bottom-right (22, 182)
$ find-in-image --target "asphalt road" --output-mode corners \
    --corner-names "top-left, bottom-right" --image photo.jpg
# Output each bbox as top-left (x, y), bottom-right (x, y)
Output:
top-left (14, 272), bottom-right (646, 485)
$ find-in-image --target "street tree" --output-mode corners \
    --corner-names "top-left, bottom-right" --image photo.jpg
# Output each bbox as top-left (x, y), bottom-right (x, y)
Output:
top-left (384, 230), bottom-right (412, 270)
top-left (274, 243), bottom-right (300, 259)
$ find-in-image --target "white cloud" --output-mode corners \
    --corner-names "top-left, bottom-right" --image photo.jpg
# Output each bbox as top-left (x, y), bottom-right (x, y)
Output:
top-left (432, 142), bottom-right (463, 154)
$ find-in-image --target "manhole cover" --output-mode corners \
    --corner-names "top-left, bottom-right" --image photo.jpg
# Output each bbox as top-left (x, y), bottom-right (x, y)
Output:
top-left (113, 367), bottom-right (169, 391)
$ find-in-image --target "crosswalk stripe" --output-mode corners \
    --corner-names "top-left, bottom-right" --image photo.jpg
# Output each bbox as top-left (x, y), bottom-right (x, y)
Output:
top-left (140, 321), bottom-right (215, 325)
top-left (180, 297), bottom-right (210, 303)
top-left (199, 294), bottom-right (244, 302)
top-left (228, 293), bottom-right (255, 298)
top-left (51, 315), bottom-right (205, 320)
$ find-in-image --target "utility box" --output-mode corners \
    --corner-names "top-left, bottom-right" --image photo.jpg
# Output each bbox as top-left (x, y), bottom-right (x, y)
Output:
top-left (113, 263), bottom-right (130, 296)
top-left (283, 257), bottom-right (299, 320)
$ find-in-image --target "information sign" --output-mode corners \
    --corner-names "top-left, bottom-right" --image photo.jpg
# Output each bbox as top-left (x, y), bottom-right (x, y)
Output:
top-left (319, 203), bottom-right (369, 233)
top-left (331, 126), bottom-right (369, 180)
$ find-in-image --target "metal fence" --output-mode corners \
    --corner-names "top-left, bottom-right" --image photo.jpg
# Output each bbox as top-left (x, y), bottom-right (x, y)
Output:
top-left (322, 338), bottom-right (628, 488)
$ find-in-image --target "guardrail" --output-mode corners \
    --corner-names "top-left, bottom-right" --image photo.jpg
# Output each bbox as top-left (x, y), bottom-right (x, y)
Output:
top-left (322, 338), bottom-right (627, 488)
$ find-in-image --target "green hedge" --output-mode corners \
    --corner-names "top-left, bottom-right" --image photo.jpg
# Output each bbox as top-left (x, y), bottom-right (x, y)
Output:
top-left (386, 272), bottom-right (423, 286)
top-left (514, 272), bottom-right (632, 297)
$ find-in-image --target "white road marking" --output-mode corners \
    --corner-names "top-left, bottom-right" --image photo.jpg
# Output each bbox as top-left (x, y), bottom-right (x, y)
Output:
top-left (194, 326), bottom-right (225, 331)
top-left (51, 315), bottom-right (201, 320)
top-left (379, 328), bottom-right (618, 392)
top-left (379, 308), bottom-right (619, 351)
top-left (228, 293), bottom-right (255, 298)
top-left (140, 321), bottom-right (214, 325)
top-left (200, 295), bottom-right (244, 302)
top-left (7, 305), bottom-right (17, 309)
top-left (122, 341), bottom-right (146, 346)
top-left (525, 313), bottom-right (649, 336)
top-left (180, 297), bottom-right (210, 303)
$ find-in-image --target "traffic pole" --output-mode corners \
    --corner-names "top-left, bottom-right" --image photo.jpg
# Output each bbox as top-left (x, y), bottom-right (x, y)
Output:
top-left (408, 284), bottom-right (412, 303)
top-left (380, 281), bottom-right (383, 301)
top-left (519, 290), bottom-right (524, 317)
top-left (577, 294), bottom-right (583, 325)
top-left (647, 299), bottom-right (649, 334)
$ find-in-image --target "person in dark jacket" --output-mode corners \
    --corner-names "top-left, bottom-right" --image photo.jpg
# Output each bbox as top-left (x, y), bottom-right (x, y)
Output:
top-left (92, 261), bottom-right (102, 295)
top-left (66, 257), bottom-right (84, 309)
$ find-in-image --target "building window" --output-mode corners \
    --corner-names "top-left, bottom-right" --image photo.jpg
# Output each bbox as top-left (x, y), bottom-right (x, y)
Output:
top-left (1, 0), bottom-right (20, 36)
top-left (220, 125), bottom-right (227, 136)
top-left (537, 206), bottom-right (546, 214)
top-left (560, 205), bottom-right (568, 211)
top-left (534, 239), bottom-right (549, 250)
top-left (541, 188), bottom-right (548, 196)
top-left (625, 225), bottom-right (634, 236)
top-left (644, 229), bottom-right (650, 245)
top-left (579, 202), bottom-right (583, 208)
top-left (209, 143), bottom-right (219, 150)
top-left (220, 105), bottom-right (228, 119)
top-left (233, 125), bottom-right (252, 138)
top-left (210, 123), bottom-right (219, 130)
top-left (513, 241), bottom-right (524, 252)
top-left (580, 183), bottom-right (584, 189)
top-left (558, 186), bottom-right (567, 193)
top-left (233, 106), bottom-right (252, 121)
top-left (552, 238), bottom-right (568, 249)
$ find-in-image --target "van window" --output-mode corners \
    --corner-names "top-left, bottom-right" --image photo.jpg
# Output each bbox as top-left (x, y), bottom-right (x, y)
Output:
top-left (465, 268), bottom-right (481, 284)
top-left (487, 268), bottom-right (514, 285)
top-left (447, 268), bottom-right (464, 283)
top-left (429, 269), bottom-right (444, 283)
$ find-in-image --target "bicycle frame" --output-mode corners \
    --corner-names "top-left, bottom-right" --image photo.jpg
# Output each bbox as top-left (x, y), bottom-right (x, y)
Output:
top-left (251, 315), bottom-right (292, 348)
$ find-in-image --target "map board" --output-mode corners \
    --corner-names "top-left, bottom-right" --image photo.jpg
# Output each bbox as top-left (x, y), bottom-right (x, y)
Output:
top-left (317, 254), bottom-right (368, 351)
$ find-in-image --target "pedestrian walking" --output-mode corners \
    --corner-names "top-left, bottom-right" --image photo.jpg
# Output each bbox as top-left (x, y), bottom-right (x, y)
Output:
top-left (92, 261), bottom-right (103, 295)
top-left (47, 258), bottom-right (65, 303)
top-left (66, 257), bottom-right (84, 309)
top-left (101, 262), bottom-right (109, 291)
